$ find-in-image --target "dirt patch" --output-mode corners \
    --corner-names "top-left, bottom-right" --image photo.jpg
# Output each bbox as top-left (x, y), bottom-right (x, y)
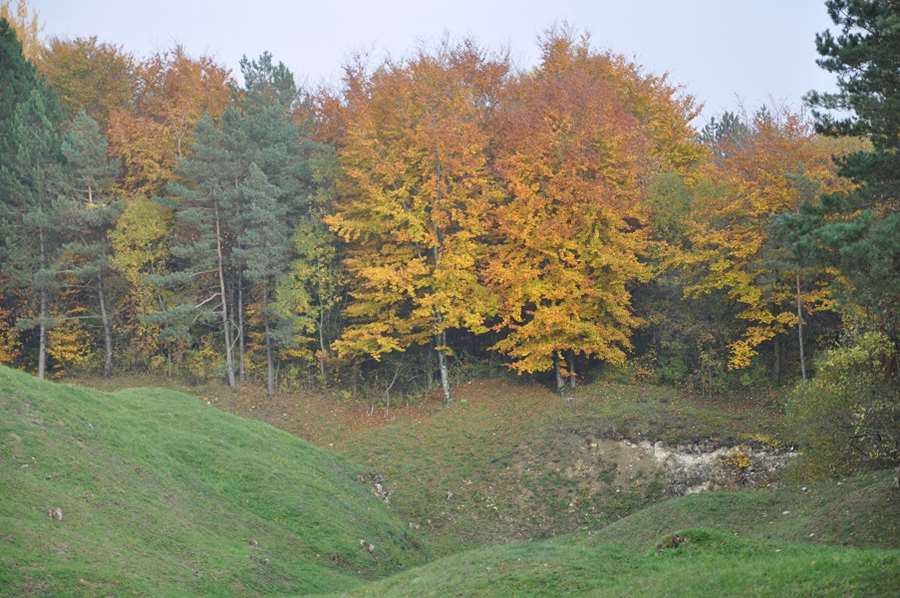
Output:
top-left (512, 430), bottom-right (796, 503)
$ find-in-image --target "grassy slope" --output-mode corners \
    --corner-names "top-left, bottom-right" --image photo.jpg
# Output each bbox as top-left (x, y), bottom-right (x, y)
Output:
top-left (0, 366), bottom-right (426, 596)
top-left (346, 528), bottom-right (900, 597)
top-left (60, 372), bottom-right (900, 595)
top-left (348, 474), bottom-right (900, 597)
top-left (338, 378), bottom-right (787, 554)
top-left (585, 470), bottom-right (900, 550)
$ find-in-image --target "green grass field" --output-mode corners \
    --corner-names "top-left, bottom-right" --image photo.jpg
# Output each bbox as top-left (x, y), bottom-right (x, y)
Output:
top-left (0, 366), bottom-right (427, 596)
top-left (3, 367), bottom-right (898, 596)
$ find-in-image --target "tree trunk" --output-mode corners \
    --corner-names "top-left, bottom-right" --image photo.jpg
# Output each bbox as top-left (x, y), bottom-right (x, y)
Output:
top-left (317, 297), bottom-right (327, 386)
top-left (436, 331), bottom-right (451, 406)
top-left (425, 347), bottom-right (434, 390)
top-left (214, 202), bottom-right (236, 388)
top-left (37, 287), bottom-right (47, 380)
top-left (431, 160), bottom-right (451, 406)
top-left (795, 271), bottom-right (807, 382)
top-left (554, 353), bottom-right (565, 394)
top-left (264, 307), bottom-right (274, 399)
top-left (773, 335), bottom-right (782, 386)
top-left (237, 273), bottom-right (245, 382)
top-left (97, 274), bottom-right (113, 377)
top-left (37, 227), bottom-right (47, 380)
top-left (567, 351), bottom-right (577, 389)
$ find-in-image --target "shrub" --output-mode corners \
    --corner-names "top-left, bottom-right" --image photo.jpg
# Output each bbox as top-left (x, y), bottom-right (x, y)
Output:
top-left (787, 330), bottom-right (899, 481)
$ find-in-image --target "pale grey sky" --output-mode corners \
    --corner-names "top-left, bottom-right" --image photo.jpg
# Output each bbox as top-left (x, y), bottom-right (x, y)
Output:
top-left (30, 0), bottom-right (838, 123)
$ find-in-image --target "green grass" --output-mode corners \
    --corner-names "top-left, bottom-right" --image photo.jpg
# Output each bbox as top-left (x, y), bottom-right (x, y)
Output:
top-left (338, 378), bottom-right (788, 554)
top-left (7, 368), bottom-right (898, 596)
top-left (344, 528), bottom-right (900, 597)
top-left (0, 366), bottom-right (427, 596)
top-left (584, 470), bottom-right (900, 550)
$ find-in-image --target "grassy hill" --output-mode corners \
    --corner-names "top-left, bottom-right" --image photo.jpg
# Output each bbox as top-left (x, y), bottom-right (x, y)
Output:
top-left (347, 474), bottom-right (900, 596)
top-left (345, 527), bottom-right (900, 597)
top-left (7, 369), bottom-right (898, 596)
top-left (0, 366), bottom-right (426, 596)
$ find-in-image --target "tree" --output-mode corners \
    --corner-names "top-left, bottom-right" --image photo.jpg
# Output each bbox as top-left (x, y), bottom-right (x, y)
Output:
top-left (680, 109), bottom-right (853, 373)
top-left (154, 114), bottom-right (240, 387)
top-left (108, 195), bottom-right (173, 366)
top-left (107, 46), bottom-right (231, 195)
top-left (0, 0), bottom-right (40, 61)
top-left (105, 47), bottom-right (232, 370)
top-left (238, 164), bottom-right (291, 397)
top-left (275, 147), bottom-right (345, 385)
top-left (37, 36), bottom-right (135, 129)
top-left (54, 111), bottom-right (122, 376)
top-left (328, 41), bottom-right (507, 405)
top-left (0, 86), bottom-right (64, 379)
top-left (780, 0), bottom-right (900, 342)
top-left (487, 31), bottom-right (697, 391)
top-left (151, 53), bottom-right (314, 389)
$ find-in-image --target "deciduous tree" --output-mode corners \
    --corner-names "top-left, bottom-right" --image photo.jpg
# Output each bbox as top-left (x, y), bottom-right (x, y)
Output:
top-left (328, 41), bottom-right (507, 404)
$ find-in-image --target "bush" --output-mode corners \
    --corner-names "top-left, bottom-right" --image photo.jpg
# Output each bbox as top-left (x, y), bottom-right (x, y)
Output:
top-left (787, 331), bottom-right (899, 480)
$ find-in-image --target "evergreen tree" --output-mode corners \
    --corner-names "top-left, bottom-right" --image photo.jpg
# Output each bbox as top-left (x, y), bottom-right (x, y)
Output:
top-left (780, 0), bottom-right (900, 340)
top-left (238, 164), bottom-right (291, 397)
top-left (154, 53), bottom-right (315, 389)
top-left (153, 113), bottom-right (240, 387)
top-left (55, 111), bottom-right (122, 376)
top-left (0, 85), bottom-right (64, 379)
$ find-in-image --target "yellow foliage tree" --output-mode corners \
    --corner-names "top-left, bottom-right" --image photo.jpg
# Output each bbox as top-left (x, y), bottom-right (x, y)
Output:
top-left (327, 41), bottom-right (507, 404)
top-left (109, 196), bottom-right (174, 361)
top-left (680, 108), bottom-right (858, 370)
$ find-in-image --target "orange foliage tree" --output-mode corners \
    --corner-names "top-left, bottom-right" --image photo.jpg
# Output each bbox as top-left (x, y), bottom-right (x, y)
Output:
top-left (107, 46), bottom-right (232, 195)
top-left (487, 30), bottom-right (701, 390)
top-left (37, 36), bottom-right (134, 129)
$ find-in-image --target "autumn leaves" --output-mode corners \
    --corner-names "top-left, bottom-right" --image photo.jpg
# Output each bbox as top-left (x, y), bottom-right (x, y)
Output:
top-left (1, 12), bottom-right (850, 399)
top-left (326, 33), bottom-right (701, 398)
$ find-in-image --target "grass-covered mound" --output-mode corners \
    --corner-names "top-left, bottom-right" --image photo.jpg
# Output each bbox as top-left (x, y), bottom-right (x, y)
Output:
top-left (0, 366), bottom-right (426, 596)
top-left (347, 528), bottom-right (900, 597)
top-left (586, 470), bottom-right (900, 550)
top-left (348, 470), bottom-right (900, 596)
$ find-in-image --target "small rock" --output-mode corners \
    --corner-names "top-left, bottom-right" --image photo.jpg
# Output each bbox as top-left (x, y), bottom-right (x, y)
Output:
top-left (248, 539), bottom-right (258, 547)
top-left (47, 507), bottom-right (63, 521)
top-left (782, 510), bottom-right (791, 515)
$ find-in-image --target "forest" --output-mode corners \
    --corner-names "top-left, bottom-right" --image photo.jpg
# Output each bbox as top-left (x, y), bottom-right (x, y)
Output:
top-left (0, 0), bottom-right (897, 479)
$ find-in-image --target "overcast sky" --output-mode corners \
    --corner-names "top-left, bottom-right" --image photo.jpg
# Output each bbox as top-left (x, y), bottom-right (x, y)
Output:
top-left (30, 0), bottom-right (838, 123)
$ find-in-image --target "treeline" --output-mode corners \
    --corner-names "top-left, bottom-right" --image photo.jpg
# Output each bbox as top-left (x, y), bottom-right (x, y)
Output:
top-left (0, 0), bottom-right (896, 433)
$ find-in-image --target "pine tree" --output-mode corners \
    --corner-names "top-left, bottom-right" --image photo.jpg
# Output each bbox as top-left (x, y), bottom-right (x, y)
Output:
top-left (55, 111), bottom-right (122, 376)
top-left (153, 54), bottom-right (314, 388)
top-left (153, 113), bottom-right (240, 387)
top-left (0, 86), bottom-right (64, 379)
top-left (238, 164), bottom-right (291, 397)
top-left (779, 0), bottom-right (900, 341)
